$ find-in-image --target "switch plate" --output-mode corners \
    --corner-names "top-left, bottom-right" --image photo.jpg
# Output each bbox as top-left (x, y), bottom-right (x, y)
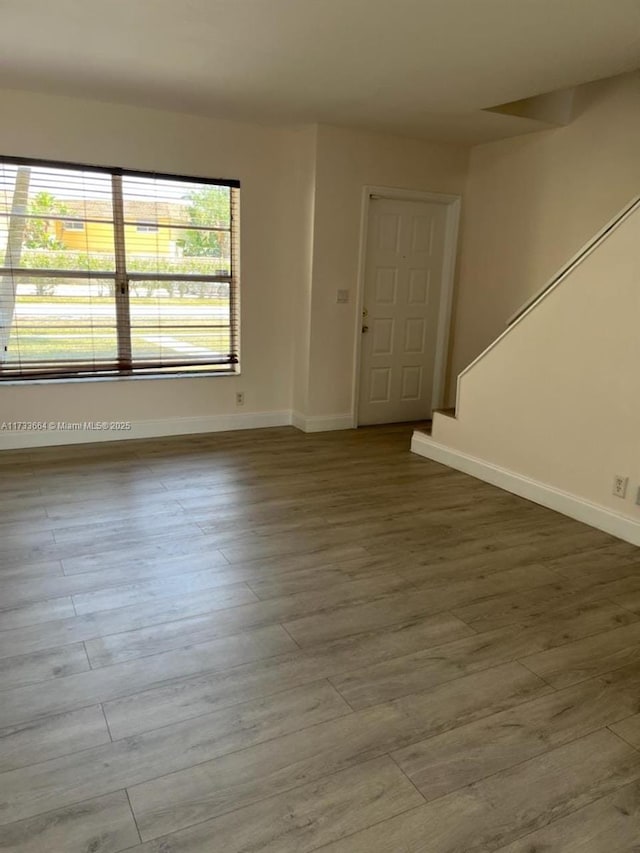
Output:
top-left (336, 289), bottom-right (349, 304)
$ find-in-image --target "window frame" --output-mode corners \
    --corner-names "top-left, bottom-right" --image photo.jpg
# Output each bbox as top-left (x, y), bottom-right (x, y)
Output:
top-left (0, 156), bottom-right (240, 383)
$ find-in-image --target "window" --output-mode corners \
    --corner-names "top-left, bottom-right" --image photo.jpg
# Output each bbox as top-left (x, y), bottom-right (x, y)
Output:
top-left (0, 157), bottom-right (240, 380)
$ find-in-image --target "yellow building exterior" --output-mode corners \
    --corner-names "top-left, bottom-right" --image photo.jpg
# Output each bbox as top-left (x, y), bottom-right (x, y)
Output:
top-left (55, 219), bottom-right (174, 256)
top-left (52, 199), bottom-right (187, 258)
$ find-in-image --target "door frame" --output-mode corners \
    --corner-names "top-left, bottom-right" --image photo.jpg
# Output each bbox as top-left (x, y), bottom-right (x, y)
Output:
top-left (351, 185), bottom-right (462, 427)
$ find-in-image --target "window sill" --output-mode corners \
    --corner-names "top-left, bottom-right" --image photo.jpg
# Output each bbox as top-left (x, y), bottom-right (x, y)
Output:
top-left (0, 370), bottom-right (240, 386)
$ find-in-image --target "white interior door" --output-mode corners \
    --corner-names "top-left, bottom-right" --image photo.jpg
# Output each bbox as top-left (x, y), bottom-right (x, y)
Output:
top-left (358, 196), bottom-right (448, 425)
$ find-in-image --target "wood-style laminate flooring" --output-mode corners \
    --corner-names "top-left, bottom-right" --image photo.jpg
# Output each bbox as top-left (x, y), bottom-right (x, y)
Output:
top-left (1, 424), bottom-right (639, 852)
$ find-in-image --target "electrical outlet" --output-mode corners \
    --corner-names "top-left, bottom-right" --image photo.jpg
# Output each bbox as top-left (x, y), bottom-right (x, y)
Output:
top-left (612, 475), bottom-right (628, 498)
top-left (236, 392), bottom-right (245, 406)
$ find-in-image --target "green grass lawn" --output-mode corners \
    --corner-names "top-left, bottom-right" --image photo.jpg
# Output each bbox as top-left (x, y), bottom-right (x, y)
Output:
top-left (17, 296), bottom-right (228, 307)
top-left (7, 295), bottom-right (232, 363)
top-left (7, 329), bottom-right (232, 362)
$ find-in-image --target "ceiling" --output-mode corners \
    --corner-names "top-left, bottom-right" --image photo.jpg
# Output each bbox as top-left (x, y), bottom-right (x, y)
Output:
top-left (0, 0), bottom-right (638, 142)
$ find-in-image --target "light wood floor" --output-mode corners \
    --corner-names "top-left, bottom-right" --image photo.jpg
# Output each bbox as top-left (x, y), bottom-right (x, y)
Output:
top-left (1, 424), bottom-right (640, 852)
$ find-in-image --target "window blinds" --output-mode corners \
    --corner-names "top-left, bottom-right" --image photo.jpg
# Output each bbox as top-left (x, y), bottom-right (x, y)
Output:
top-left (0, 157), bottom-right (240, 380)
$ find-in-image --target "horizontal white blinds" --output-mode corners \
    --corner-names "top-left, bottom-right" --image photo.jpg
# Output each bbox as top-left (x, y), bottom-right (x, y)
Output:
top-left (0, 158), bottom-right (240, 380)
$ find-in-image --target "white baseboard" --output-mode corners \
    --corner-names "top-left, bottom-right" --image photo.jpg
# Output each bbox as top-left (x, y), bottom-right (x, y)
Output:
top-left (291, 411), bottom-right (307, 431)
top-left (0, 410), bottom-right (293, 450)
top-left (292, 412), bottom-right (354, 433)
top-left (411, 431), bottom-right (640, 548)
top-left (0, 408), bottom-right (358, 448)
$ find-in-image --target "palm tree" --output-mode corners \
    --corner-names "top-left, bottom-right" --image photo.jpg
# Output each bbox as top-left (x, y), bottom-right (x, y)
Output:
top-left (0, 166), bottom-right (31, 362)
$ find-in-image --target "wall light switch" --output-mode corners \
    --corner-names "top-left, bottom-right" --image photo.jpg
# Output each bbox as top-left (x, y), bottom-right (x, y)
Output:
top-left (336, 289), bottom-right (349, 304)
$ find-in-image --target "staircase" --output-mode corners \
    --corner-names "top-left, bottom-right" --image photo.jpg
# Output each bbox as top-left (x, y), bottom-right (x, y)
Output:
top-left (412, 196), bottom-right (640, 547)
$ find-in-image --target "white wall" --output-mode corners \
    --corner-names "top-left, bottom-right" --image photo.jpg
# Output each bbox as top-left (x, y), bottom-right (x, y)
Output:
top-left (307, 125), bottom-right (468, 420)
top-left (421, 204), bottom-right (640, 543)
top-left (289, 125), bottom-right (318, 419)
top-left (0, 89), bottom-right (309, 438)
top-left (0, 90), bottom-right (469, 442)
top-left (450, 71), bottom-right (640, 385)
